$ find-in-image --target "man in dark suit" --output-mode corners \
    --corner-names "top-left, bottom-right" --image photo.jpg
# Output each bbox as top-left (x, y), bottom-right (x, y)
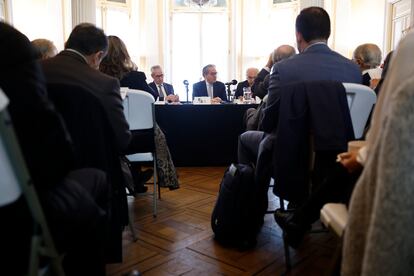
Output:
top-left (148, 65), bottom-right (178, 102)
top-left (352, 43), bottom-right (382, 89)
top-left (238, 7), bottom-right (361, 206)
top-left (42, 23), bottom-right (131, 154)
top-left (192, 64), bottom-right (227, 102)
top-left (234, 67), bottom-right (259, 98)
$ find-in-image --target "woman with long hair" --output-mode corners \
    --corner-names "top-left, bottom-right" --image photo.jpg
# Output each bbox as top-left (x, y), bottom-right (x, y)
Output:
top-left (100, 35), bottom-right (179, 190)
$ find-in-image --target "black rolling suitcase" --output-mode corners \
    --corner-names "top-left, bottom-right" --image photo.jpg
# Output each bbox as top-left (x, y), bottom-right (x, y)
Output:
top-left (211, 163), bottom-right (263, 249)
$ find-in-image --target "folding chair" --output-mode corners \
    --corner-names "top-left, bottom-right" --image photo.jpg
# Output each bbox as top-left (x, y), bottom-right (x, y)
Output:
top-left (0, 89), bottom-right (64, 276)
top-left (123, 88), bottom-right (160, 217)
top-left (343, 83), bottom-right (377, 139)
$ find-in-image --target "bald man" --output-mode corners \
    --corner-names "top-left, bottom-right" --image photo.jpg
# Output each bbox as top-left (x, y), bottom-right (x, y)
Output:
top-left (251, 45), bottom-right (296, 99)
top-left (234, 67), bottom-right (259, 98)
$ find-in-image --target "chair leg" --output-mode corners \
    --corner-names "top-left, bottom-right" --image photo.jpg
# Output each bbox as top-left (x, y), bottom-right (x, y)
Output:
top-left (278, 197), bottom-right (292, 272)
top-left (158, 184), bottom-right (161, 200)
top-left (128, 202), bottom-right (138, 242)
top-left (282, 232), bottom-right (292, 273)
top-left (279, 197), bottom-right (286, 210)
top-left (153, 157), bottom-right (157, 217)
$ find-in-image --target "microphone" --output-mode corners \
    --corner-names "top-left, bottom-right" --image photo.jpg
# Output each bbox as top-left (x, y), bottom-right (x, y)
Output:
top-left (225, 79), bottom-right (237, 85)
top-left (183, 80), bottom-right (189, 85)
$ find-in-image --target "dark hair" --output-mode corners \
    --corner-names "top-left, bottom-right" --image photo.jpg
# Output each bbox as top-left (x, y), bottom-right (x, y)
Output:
top-left (65, 23), bottom-right (108, 55)
top-left (99, 35), bottom-right (136, 80)
top-left (295, 7), bottom-right (330, 42)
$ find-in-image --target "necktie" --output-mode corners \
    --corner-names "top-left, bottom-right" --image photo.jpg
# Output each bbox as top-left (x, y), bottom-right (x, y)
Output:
top-left (158, 84), bottom-right (165, 101)
top-left (208, 84), bottom-right (213, 98)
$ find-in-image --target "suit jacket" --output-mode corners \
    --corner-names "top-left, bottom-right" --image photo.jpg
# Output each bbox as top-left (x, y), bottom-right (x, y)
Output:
top-left (192, 80), bottom-right (227, 101)
top-left (148, 82), bottom-right (174, 100)
top-left (234, 80), bottom-right (249, 98)
top-left (273, 81), bottom-right (354, 202)
top-left (262, 43), bottom-right (362, 133)
top-left (251, 68), bottom-right (270, 99)
top-left (120, 70), bottom-right (156, 99)
top-left (41, 50), bottom-right (131, 152)
top-left (47, 83), bottom-right (127, 262)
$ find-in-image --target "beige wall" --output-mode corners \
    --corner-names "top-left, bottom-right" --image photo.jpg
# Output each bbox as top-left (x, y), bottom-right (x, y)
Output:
top-left (327, 0), bottom-right (387, 59)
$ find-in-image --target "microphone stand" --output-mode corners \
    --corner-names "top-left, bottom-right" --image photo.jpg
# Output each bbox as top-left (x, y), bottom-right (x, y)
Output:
top-left (185, 83), bottom-right (189, 103)
top-left (226, 84), bottom-right (232, 102)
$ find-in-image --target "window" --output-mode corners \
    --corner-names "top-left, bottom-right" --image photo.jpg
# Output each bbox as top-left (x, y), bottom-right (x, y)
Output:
top-left (0, 0), bottom-right (6, 22)
top-left (170, 1), bottom-right (229, 100)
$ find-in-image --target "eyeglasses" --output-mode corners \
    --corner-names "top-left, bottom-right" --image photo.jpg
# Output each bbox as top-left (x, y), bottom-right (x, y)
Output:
top-left (154, 74), bottom-right (164, 78)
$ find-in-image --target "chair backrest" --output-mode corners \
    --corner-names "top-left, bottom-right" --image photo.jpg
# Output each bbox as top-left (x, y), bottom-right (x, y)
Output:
top-left (0, 89), bottom-right (22, 207)
top-left (343, 83), bottom-right (377, 139)
top-left (47, 83), bottom-right (127, 262)
top-left (124, 89), bottom-right (155, 130)
top-left (0, 88), bottom-right (63, 274)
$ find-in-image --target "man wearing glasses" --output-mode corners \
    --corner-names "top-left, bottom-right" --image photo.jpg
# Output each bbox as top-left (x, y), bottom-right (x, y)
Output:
top-left (149, 65), bottom-right (179, 102)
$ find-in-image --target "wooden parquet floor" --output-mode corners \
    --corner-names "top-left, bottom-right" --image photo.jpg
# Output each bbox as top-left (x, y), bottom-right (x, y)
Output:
top-left (107, 167), bottom-right (339, 276)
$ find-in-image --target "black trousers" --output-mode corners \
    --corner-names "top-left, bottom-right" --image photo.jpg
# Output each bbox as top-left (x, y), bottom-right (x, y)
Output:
top-left (293, 163), bottom-right (360, 226)
top-left (46, 168), bottom-right (109, 276)
top-left (0, 168), bottom-right (109, 276)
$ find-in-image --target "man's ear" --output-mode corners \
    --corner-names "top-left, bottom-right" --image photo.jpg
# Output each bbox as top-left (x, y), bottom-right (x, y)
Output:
top-left (96, 51), bottom-right (105, 62)
top-left (354, 58), bottom-right (364, 67)
top-left (295, 31), bottom-right (303, 44)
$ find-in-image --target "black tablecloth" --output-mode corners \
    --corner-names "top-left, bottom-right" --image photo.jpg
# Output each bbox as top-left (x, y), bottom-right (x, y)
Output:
top-left (155, 103), bottom-right (257, 166)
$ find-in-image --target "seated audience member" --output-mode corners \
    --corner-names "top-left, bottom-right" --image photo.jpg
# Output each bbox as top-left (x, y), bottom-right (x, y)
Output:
top-left (374, 50), bottom-right (393, 95)
top-left (31, 38), bottom-right (58, 60)
top-left (275, 47), bottom-right (394, 248)
top-left (192, 64), bottom-right (227, 103)
top-left (42, 24), bottom-right (131, 153)
top-left (342, 30), bottom-right (414, 276)
top-left (149, 65), bottom-right (179, 102)
top-left (234, 67), bottom-right (259, 98)
top-left (245, 45), bottom-right (296, 130)
top-left (100, 35), bottom-right (180, 190)
top-left (251, 45), bottom-right (296, 100)
top-left (0, 22), bottom-right (108, 276)
top-left (352, 43), bottom-right (382, 89)
top-left (238, 7), bottom-right (361, 208)
top-left (100, 35), bottom-right (156, 99)
top-left (41, 24), bottom-right (135, 262)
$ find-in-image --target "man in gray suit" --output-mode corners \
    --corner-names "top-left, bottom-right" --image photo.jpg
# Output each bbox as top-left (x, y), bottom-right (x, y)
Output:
top-left (238, 7), bottom-right (361, 205)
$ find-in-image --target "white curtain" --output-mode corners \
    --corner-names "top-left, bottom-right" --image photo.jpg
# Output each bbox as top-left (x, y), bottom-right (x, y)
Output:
top-left (72, 0), bottom-right (96, 26)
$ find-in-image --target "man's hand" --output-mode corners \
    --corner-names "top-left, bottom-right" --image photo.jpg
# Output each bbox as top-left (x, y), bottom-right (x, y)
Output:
top-left (337, 151), bottom-right (363, 174)
top-left (265, 52), bottom-right (274, 69)
top-left (211, 97), bottom-right (222, 104)
top-left (166, 94), bottom-right (179, 102)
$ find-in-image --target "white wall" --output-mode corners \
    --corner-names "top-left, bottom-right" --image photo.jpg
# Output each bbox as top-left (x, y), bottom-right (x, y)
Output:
top-left (10, 0), bottom-right (68, 51)
top-left (327, 0), bottom-right (387, 59)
